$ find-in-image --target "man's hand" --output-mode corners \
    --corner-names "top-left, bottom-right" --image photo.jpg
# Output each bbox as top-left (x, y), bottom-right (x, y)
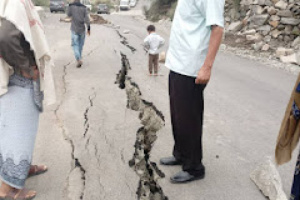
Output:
top-left (87, 30), bottom-right (91, 36)
top-left (22, 66), bottom-right (39, 81)
top-left (195, 65), bottom-right (211, 84)
top-left (31, 68), bottom-right (40, 80)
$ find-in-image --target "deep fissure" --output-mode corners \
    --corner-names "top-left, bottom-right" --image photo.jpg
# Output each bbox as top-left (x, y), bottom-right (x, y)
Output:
top-left (116, 30), bottom-right (137, 53)
top-left (115, 52), bottom-right (168, 200)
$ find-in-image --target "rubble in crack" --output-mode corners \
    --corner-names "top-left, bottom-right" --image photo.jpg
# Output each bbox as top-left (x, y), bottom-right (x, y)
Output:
top-left (225, 0), bottom-right (300, 65)
top-left (115, 53), bottom-right (130, 89)
top-left (89, 14), bottom-right (109, 24)
top-left (59, 14), bottom-right (108, 24)
top-left (115, 53), bottom-right (168, 200)
top-left (125, 77), bottom-right (142, 111)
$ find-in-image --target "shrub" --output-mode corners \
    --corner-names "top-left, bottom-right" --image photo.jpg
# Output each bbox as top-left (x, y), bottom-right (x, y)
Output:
top-left (32, 0), bottom-right (49, 6)
top-left (145, 0), bottom-right (178, 22)
top-left (166, 1), bottom-right (177, 20)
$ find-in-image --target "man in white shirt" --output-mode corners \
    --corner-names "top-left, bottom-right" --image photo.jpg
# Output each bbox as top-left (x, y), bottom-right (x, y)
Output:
top-left (160, 0), bottom-right (225, 183)
top-left (144, 25), bottom-right (165, 75)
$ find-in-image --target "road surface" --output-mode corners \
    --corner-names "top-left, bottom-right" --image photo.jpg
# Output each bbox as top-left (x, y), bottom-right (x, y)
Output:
top-left (26, 1), bottom-right (298, 200)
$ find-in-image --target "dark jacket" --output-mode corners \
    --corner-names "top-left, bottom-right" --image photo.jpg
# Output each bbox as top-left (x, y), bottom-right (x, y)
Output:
top-left (0, 18), bottom-right (36, 76)
top-left (68, 2), bottom-right (90, 34)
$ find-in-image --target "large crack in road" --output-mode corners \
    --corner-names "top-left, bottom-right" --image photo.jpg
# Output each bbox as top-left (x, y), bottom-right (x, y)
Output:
top-left (53, 60), bottom-right (86, 200)
top-left (117, 30), bottom-right (137, 53)
top-left (115, 44), bottom-right (168, 199)
top-left (54, 20), bottom-right (167, 199)
top-left (54, 55), bottom-right (99, 200)
top-left (56, 22), bottom-right (131, 199)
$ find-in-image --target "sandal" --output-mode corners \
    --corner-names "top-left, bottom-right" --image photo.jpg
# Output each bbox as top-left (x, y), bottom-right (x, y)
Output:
top-left (28, 165), bottom-right (48, 178)
top-left (0, 188), bottom-right (36, 200)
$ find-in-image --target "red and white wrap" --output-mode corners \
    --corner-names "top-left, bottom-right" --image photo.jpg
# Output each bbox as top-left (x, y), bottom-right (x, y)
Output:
top-left (0, 0), bottom-right (56, 106)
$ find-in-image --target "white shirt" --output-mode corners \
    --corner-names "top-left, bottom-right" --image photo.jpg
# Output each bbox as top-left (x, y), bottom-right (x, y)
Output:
top-left (144, 33), bottom-right (165, 55)
top-left (165, 0), bottom-right (225, 77)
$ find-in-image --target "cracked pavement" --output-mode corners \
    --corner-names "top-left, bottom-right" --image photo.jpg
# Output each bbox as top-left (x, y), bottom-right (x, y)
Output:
top-left (26, 1), bottom-right (299, 199)
top-left (115, 52), bottom-right (167, 199)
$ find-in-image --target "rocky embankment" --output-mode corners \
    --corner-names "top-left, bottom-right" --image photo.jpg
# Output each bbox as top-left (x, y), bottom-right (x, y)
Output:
top-left (225, 0), bottom-right (300, 66)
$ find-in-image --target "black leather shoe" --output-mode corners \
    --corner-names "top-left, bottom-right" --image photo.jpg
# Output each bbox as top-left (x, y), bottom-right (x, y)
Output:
top-left (160, 157), bottom-right (182, 166)
top-left (170, 171), bottom-right (205, 184)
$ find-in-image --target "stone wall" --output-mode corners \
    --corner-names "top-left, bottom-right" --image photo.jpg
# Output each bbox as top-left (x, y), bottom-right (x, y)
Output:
top-left (225, 0), bottom-right (300, 65)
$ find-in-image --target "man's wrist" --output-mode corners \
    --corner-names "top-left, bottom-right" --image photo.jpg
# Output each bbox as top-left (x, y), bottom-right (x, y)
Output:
top-left (202, 62), bottom-right (213, 70)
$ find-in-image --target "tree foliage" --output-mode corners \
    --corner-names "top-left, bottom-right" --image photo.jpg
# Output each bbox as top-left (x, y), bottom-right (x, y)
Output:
top-left (157, 0), bottom-right (177, 5)
top-left (32, 0), bottom-right (49, 6)
top-left (144, 0), bottom-right (177, 22)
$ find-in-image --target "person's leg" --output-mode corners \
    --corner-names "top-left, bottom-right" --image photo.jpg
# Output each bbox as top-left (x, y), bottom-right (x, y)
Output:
top-left (71, 32), bottom-right (80, 61)
top-left (79, 33), bottom-right (86, 60)
top-left (181, 83), bottom-right (205, 176)
top-left (148, 54), bottom-right (153, 75)
top-left (160, 71), bottom-right (183, 166)
top-left (169, 71), bottom-right (182, 161)
top-left (154, 54), bottom-right (159, 74)
top-left (0, 83), bottom-right (39, 198)
top-left (170, 71), bottom-right (205, 176)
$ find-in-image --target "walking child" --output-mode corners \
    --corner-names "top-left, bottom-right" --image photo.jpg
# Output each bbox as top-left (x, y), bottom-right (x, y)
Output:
top-left (144, 25), bottom-right (165, 76)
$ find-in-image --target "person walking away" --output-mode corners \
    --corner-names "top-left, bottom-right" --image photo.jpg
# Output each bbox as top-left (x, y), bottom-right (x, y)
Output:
top-left (68, 0), bottom-right (91, 68)
top-left (144, 25), bottom-right (165, 76)
top-left (161, 0), bottom-right (225, 183)
top-left (275, 73), bottom-right (300, 200)
top-left (0, 0), bottom-right (56, 199)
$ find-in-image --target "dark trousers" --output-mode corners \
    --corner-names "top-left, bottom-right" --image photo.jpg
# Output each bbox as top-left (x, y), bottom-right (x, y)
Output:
top-left (149, 54), bottom-right (159, 74)
top-left (169, 70), bottom-right (206, 176)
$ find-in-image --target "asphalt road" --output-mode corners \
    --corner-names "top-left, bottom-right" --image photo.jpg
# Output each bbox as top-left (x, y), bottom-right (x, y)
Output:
top-left (27, 1), bottom-right (298, 200)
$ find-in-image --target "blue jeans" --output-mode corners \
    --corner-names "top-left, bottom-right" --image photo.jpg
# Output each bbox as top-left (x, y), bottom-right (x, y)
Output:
top-left (71, 32), bottom-right (85, 61)
top-left (291, 150), bottom-right (300, 200)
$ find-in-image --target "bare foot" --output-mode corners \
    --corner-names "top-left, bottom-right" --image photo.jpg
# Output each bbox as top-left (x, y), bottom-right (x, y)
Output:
top-left (0, 183), bottom-right (36, 199)
top-left (28, 165), bottom-right (48, 177)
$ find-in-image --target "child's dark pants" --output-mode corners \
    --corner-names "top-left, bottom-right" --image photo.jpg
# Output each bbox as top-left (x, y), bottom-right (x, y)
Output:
top-left (149, 54), bottom-right (159, 74)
